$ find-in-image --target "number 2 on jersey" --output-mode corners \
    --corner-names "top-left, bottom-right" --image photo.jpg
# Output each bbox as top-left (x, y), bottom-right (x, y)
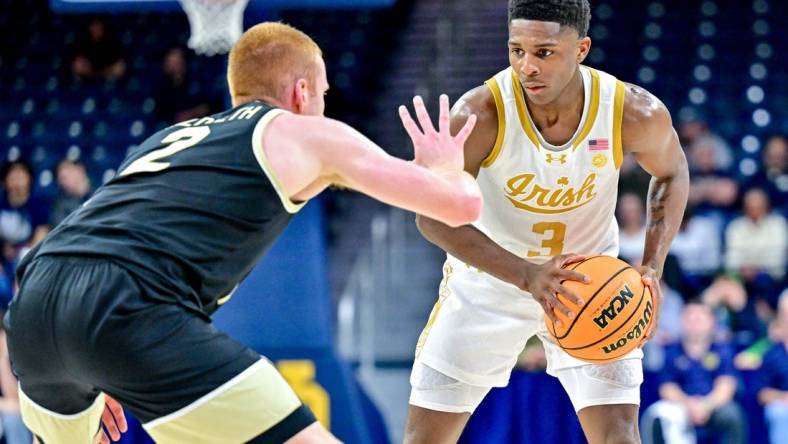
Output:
top-left (119, 126), bottom-right (210, 177)
top-left (527, 222), bottom-right (566, 257)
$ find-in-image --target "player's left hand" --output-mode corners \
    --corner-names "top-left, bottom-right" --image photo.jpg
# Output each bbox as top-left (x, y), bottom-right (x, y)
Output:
top-left (636, 265), bottom-right (661, 347)
top-left (94, 395), bottom-right (128, 444)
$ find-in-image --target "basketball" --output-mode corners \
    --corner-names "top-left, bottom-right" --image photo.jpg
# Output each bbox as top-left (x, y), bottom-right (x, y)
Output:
top-left (544, 256), bottom-right (654, 364)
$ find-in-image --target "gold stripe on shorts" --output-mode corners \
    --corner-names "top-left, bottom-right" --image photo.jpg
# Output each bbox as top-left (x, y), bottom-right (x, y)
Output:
top-left (20, 387), bottom-right (104, 444)
top-left (143, 358), bottom-right (302, 444)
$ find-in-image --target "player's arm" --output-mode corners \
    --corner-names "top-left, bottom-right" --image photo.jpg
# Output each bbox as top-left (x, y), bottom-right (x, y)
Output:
top-left (623, 83), bottom-right (689, 279)
top-left (622, 84), bottom-right (690, 340)
top-left (414, 86), bottom-right (588, 324)
top-left (263, 96), bottom-right (482, 228)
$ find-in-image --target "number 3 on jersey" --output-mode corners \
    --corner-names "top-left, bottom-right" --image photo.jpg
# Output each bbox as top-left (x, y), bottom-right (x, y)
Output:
top-left (120, 126), bottom-right (210, 177)
top-left (527, 222), bottom-right (566, 257)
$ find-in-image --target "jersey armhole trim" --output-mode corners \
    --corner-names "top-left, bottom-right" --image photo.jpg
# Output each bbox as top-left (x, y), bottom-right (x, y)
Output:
top-left (571, 67), bottom-right (601, 151)
top-left (510, 70), bottom-right (541, 150)
top-left (481, 78), bottom-right (506, 168)
top-left (612, 80), bottom-right (626, 169)
top-left (251, 109), bottom-right (307, 214)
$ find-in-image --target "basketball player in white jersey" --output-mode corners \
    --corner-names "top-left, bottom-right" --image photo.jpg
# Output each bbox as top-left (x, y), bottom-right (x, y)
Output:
top-left (404, 1), bottom-right (689, 443)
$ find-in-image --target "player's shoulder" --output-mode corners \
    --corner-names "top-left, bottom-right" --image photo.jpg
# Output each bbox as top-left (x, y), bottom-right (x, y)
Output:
top-left (620, 81), bottom-right (674, 151)
top-left (450, 84), bottom-right (500, 173)
top-left (452, 84), bottom-right (498, 124)
top-left (621, 82), bottom-right (672, 131)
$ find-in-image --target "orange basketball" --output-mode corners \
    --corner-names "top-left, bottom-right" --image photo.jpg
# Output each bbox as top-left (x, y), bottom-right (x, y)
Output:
top-left (544, 256), bottom-right (654, 364)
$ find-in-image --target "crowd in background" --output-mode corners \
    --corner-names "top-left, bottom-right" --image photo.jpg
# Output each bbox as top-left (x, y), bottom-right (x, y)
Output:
top-left (0, 10), bottom-right (785, 444)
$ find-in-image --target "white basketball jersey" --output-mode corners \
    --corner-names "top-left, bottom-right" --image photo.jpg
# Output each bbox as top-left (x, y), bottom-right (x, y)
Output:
top-left (467, 65), bottom-right (626, 265)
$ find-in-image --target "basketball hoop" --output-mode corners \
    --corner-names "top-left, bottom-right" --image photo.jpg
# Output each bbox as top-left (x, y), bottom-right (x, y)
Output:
top-left (178, 0), bottom-right (249, 56)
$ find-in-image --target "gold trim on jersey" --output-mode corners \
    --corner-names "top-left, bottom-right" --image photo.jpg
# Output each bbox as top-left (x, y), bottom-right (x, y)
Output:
top-left (511, 70), bottom-right (541, 149)
top-left (482, 78), bottom-right (506, 168)
top-left (572, 68), bottom-right (601, 151)
top-left (613, 80), bottom-right (626, 169)
top-left (510, 67), bottom-right (601, 152)
top-left (415, 261), bottom-right (452, 358)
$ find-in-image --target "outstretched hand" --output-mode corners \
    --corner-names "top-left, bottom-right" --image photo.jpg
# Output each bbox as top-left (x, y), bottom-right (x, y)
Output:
top-left (399, 94), bottom-right (477, 172)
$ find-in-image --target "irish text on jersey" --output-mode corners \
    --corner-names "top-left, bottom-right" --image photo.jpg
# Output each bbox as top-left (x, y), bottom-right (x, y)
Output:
top-left (504, 173), bottom-right (598, 214)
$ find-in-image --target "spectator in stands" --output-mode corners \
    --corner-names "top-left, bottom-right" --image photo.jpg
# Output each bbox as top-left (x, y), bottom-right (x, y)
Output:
top-left (745, 135), bottom-right (787, 212)
top-left (616, 192), bottom-right (645, 265)
top-left (0, 161), bottom-right (49, 265)
top-left (0, 329), bottom-right (30, 444)
top-left (703, 276), bottom-right (767, 347)
top-left (154, 46), bottom-right (215, 124)
top-left (670, 205), bottom-right (722, 295)
top-left (49, 159), bottom-right (92, 227)
top-left (70, 17), bottom-right (126, 82)
top-left (687, 137), bottom-right (739, 217)
top-left (725, 188), bottom-right (787, 307)
top-left (679, 118), bottom-right (734, 172)
top-left (758, 290), bottom-right (788, 444)
top-left (641, 301), bottom-right (745, 444)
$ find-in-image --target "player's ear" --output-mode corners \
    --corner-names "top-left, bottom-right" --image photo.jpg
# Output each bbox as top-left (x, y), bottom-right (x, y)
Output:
top-left (293, 78), bottom-right (310, 114)
top-left (577, 36), bottom-right (591, 64)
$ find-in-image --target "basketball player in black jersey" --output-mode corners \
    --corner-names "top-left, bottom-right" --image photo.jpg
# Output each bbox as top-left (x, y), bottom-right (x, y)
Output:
top-left (5, 22), bottom-right (481, 444)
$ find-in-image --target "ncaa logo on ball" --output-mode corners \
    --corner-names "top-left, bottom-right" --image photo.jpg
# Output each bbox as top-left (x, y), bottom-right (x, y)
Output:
top-left (593, 283), bottom-right (635, 329)
top-left (602, 300), bottom-right (653, 354)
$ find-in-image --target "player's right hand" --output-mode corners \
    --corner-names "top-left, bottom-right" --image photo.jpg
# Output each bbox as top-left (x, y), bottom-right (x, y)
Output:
top-left (398, 94), bottom-right (476, 172)
top-left (522, 254), bottom-right (590, 327)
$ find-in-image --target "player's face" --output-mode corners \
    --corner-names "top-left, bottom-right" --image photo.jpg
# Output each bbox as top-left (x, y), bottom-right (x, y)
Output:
top-left (508, 20), bottom-right (591, 105)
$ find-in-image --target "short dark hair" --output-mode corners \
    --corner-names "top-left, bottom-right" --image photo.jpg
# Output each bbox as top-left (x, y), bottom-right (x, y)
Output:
top-left (509, 0), bottom-right (591, 37)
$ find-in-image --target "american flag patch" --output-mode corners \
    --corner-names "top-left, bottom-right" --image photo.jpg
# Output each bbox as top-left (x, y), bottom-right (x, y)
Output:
top-left (589, 139), bottom-right (609, 150)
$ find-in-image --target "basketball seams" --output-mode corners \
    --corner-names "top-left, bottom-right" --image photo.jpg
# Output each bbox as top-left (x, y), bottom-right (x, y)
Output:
top-left (560, 285), bottom-right (648, 351)
top-left (553, 264), bottom-right (632, 341)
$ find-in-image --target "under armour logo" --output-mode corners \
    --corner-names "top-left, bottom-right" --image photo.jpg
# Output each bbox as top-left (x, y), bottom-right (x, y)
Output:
top-left (545, 153), bottom-right (567, 165)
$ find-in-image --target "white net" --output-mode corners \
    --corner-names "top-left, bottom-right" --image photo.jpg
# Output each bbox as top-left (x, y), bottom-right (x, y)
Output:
top-left (179, 0), bottom-right (249, 56)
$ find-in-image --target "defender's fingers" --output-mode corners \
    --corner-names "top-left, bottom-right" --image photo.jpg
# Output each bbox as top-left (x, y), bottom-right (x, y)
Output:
top-left (556, 284), bottom-right (584, 307)
top-left (454, 114), bottom-right (477, 146)
top-left (106, 397), bottom-right (128, 433)
top-left (102, 408), bottom-right (121, 441)
top-left (413, 95), bottom-right (436, 134)
top-left (399, 105), bottom-right (422, 141)
top-left (438, 94), bottom-right (450, 134)
top-left (98, 430), bottom-right (109, 444)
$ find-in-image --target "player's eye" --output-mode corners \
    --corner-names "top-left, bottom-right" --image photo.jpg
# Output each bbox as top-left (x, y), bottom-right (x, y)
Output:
top-left (510, 48), bottom-right (525, 57)
top-left (537, 49), bottom-right (554, 58)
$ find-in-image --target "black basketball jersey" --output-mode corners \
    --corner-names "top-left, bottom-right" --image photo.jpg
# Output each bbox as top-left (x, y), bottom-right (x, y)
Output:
top-left (28, 101), bottom-right (302, 315)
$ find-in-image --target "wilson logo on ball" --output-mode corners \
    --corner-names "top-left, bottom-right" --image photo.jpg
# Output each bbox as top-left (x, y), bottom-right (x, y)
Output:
top-left (593, 284), bottom-right (635, 329)
top-left (602, 300), bottom-right (653, 354)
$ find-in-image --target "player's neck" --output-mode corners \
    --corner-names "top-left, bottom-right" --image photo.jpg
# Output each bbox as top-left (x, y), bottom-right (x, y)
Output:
top-left (526, 68), bottom-right (584, 125)
top-left (232, 94), bottom-right (285, 110)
